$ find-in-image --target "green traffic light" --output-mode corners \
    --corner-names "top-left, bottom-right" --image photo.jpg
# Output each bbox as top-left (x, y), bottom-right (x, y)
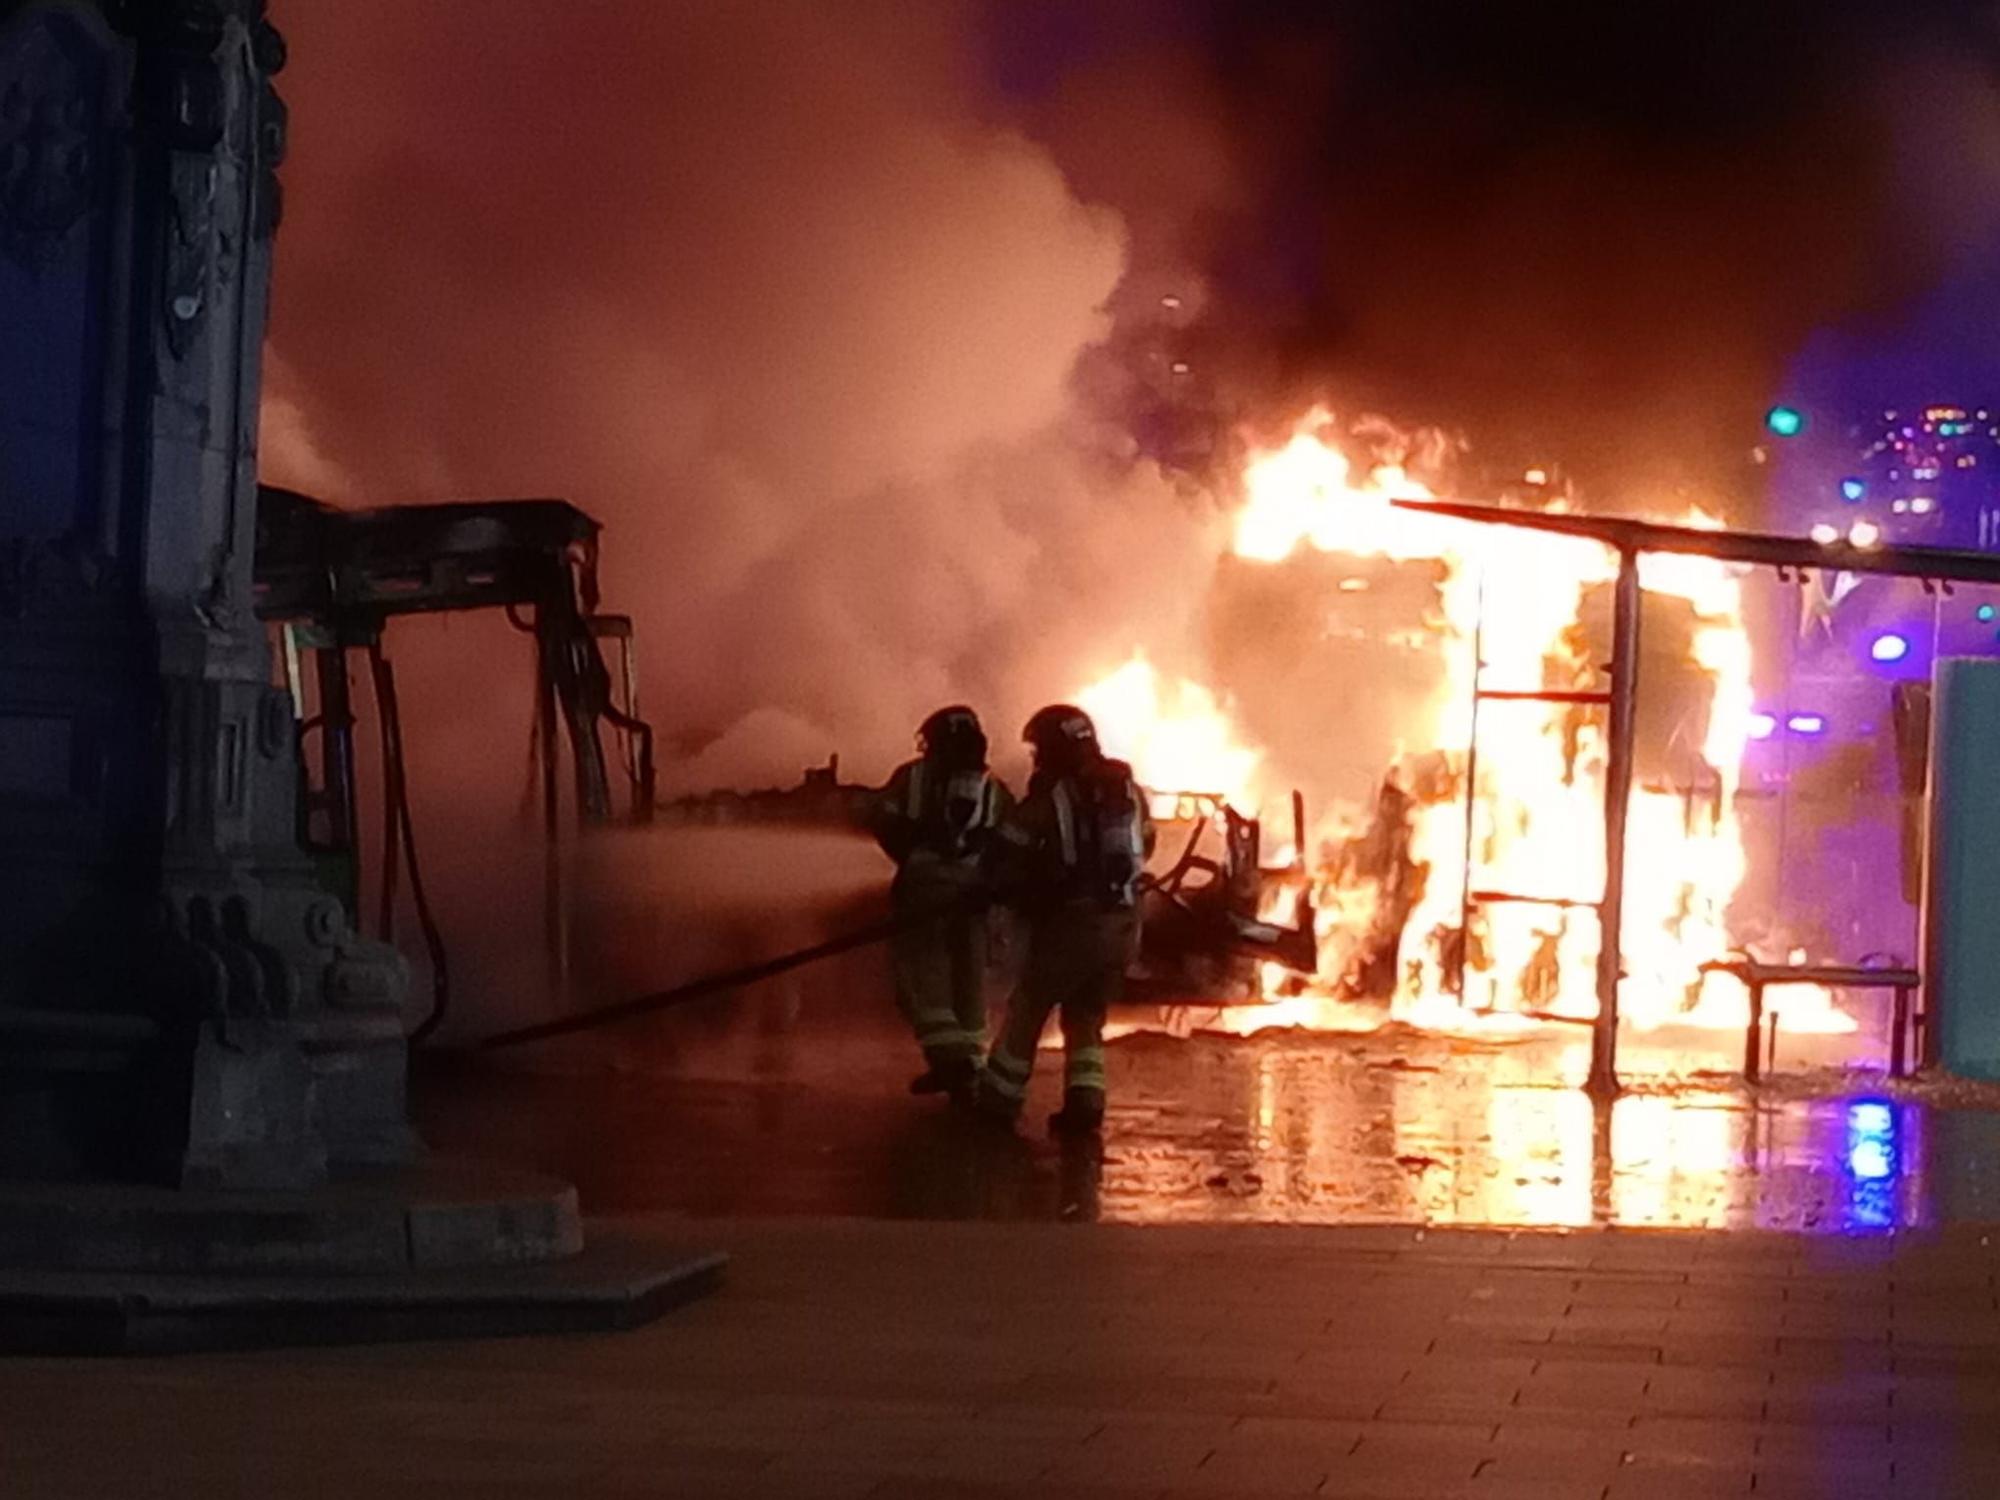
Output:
top-left (1766, 406), bottom-right (1806, 438)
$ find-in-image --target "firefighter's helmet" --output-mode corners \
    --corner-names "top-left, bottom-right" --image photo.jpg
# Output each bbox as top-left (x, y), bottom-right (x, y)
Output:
top-left (917, 704), bottom-right (986, 763)
top-left (1022, 704), bottom-right (1098, 761)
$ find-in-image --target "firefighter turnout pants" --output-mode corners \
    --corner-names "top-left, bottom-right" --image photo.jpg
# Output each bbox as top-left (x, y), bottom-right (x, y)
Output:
top-left (980, 905), bottom-right (1141, 1115)
top-left (890, 864), bottom-right (989, 1069)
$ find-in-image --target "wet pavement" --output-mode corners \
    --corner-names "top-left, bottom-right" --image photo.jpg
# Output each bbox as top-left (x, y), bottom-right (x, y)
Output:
top-left (415, 947), bottom-right (2000, 1235)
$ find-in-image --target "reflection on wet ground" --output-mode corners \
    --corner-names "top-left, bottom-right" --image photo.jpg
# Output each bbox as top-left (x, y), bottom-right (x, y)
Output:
top-left (416, 960), bottom-right (2000, 1236)
top-left (1100, 1026), bottom-right (1999, 1232)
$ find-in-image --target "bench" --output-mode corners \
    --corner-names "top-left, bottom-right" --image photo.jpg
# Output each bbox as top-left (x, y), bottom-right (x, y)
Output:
top-left (1697, 961), bottom-right (1923, 1082)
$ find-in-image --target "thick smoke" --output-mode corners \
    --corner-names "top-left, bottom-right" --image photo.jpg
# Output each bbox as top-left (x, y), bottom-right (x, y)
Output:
top-left (263, 0), bottom-right (1224, 798)
top-left (990, 0), bottom-right (2000, 508)
top-left (266, 1), bottom-right (2000, 795)
top-left (261, 1), bottom-right (1229, 1034)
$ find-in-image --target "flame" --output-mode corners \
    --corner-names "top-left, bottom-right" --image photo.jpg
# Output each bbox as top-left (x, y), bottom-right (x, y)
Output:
top-left (1074, 652), bottom-right (1260, 806)
top-left (1234, 424), bottom-right (1443, 563)
top-left (1073, 407), bottom-right (1856, 1043)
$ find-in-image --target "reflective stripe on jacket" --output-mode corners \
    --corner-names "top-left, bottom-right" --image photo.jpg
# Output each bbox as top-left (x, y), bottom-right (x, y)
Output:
top-left (873, 758), bottom-right (1012, 868)
top-left (999, 757), bottom-right (1155, 909)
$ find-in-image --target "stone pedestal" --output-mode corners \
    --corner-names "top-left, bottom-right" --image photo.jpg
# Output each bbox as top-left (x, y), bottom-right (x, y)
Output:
top-left (0, 1164), bottom-right (729, 1354)
top-left (0, 4), bottom-right (728, 1347)
top-left (0, 1), bottom-right (412, 1187)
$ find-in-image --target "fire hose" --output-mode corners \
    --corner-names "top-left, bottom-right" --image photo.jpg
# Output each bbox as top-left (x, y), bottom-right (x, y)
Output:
top-left (473, 874), bottom-right (1166, 1053)
top-left (368, 642), bottom-right (452, 1044)
top-left (473, 897), bottom-right (982, 1052)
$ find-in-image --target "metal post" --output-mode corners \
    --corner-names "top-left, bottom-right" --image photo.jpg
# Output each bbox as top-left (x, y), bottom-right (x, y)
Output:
top-left (1589, 1091), bottom-right (1615, 1225)
top-left (1454, 571), bottom-right (1487, 1007)
top-left (314, 644), bottom-right (357, 852)
top-left (1589, 548), bottom-right (1642, 1097)
top-left (537, 621), bottom-right (569, 1006)
top-left (1743, 982), bottom-right (1765, 1084)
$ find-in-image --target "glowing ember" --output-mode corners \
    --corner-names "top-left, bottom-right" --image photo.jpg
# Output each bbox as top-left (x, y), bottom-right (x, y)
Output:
top-left (1074, 407), bottom-right (1857, 1043)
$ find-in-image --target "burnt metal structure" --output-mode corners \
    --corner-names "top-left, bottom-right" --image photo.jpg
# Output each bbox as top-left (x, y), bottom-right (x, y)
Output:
top-left (1137, 790), bottom-right (1316, 997)
top-left (1398, 498), bottom-right (2000, 1093)
top-left (253, 485), bottom-right (657, 1014)
top-left (1699, 958), bottom-right (1923, 1083)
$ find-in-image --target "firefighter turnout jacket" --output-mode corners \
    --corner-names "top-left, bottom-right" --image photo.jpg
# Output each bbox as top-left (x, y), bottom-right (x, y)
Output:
top-left (872, 756), bottom-right (1014, 1071)
top-left (993, 756), bottom-right (1156, 913)
top-left (873, 757), bottom-right (1012, 878)
top-left (980, 755), bottom-right (1155, 1116)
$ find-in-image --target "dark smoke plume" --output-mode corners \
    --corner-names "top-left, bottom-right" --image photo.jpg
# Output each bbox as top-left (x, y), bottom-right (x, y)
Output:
top-left (990, 0), bottom-right (2000, 507)
top-left (267, 0), bottom-right (2000, 786)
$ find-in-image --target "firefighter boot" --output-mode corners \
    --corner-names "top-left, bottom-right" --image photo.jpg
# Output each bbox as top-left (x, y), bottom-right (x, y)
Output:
top-left (912, 1055), bottom-right (978, 1099)
top-left (947, 1063), bottom-right (979, 1111)
top-left (972, 1075), bottom-right (1023, 1131)
top-left (1049, 1086), bottom-right (1105, 1138)
top-left (911, 1052), bottom-right (978, 1098)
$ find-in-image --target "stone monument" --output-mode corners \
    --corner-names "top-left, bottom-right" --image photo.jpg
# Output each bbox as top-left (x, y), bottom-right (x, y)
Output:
top-left (0, 1), bottom-right (724, 1352)
top-left (0, 0), bottom-right (411, 1191)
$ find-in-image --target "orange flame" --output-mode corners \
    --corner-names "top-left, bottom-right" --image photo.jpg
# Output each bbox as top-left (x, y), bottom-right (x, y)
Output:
top-left (1074, 408), bottom-right (1853, 1039)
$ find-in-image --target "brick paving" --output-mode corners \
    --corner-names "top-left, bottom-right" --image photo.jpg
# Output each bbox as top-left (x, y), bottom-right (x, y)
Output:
top-left (5, 1216), bottom-right (2000, 1497)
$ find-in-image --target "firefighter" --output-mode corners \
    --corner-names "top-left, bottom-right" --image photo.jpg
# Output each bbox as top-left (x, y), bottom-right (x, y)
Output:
top-left (871, 706), bottom-right (1013, 1101)
top-left (978, 704), bottom-right (1154, 1136)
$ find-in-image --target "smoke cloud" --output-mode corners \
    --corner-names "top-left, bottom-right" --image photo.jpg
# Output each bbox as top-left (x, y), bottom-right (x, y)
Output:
top-left (266, 0), bottom-right (2000, 795)
top-left (990, 0), bottom-right (2000, 507)
top-left (262, 0), bottom-right (1217, 796)
top-left (261, 0), bottom-right (1228, 1034)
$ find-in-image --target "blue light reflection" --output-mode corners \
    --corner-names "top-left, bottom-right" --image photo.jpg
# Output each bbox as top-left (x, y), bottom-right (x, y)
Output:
top-left (1844, 1099), bottom-right (1900, 1233)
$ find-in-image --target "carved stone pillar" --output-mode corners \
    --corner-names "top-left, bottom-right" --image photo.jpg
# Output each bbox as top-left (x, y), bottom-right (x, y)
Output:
top-left (0, 0), bottom-right (413, 1188)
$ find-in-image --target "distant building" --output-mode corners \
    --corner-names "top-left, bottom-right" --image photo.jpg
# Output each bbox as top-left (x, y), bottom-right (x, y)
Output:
top-left (1743, 402), bottom-right (2000, 968)
top-left (1847, 404), bottom-right (2000, 552)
